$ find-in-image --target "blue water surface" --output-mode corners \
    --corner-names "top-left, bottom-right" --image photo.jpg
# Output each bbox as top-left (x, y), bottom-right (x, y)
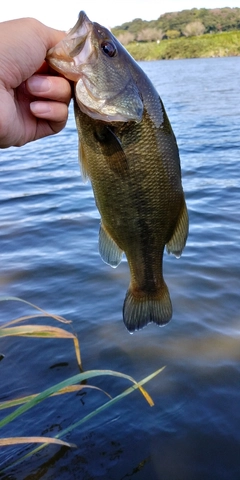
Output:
top-left (0, 56), bottom-right (240, 479)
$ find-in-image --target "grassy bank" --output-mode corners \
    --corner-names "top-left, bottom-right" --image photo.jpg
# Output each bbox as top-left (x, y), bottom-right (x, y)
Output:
top-left (126, 30), bottom-right (240, 60)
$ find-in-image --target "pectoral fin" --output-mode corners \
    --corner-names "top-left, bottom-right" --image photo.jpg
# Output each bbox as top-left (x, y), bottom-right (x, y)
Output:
top-left (99, 223), bottom-right (123, 268)
top-left (166, 199), bottom-right (189, 258)
top-left (95, 125), bottom-right (128, 176)
top-left (74, 98), bottom-right (89, 182)
top-left (79, 141), bottom-right (89, 181)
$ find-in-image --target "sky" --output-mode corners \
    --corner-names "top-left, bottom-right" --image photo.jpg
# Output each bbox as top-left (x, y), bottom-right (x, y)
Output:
top-left (1, 0), bottom-right (239, 30)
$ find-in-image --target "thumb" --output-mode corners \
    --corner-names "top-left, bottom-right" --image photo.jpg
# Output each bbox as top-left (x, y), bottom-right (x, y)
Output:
top-left (0, 18), bottom-right (67, 87)
top-left (36, 21), bottom-right (67, 51)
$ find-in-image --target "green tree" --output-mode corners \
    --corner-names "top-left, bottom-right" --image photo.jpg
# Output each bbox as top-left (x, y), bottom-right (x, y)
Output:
top-left (166, 29), bottom-right (181, 39)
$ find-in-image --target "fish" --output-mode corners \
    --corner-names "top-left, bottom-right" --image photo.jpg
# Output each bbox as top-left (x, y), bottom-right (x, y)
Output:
top-left (46, 11), bottom-right (189, 332)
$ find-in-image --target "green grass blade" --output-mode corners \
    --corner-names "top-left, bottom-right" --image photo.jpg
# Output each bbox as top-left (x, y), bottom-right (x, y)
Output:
top-left (0, 368), bottom-right (158, 430)
top-left (2, 367), bottom-right (165, 470)
top-left (55, 367), bottom-right (165, 439)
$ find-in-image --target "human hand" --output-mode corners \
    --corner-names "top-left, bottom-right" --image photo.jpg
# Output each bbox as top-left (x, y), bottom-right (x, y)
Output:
top-left (0, 18), bottom-right (72, 148)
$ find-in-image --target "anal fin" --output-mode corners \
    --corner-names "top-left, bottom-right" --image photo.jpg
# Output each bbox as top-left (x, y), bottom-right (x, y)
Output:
top-left (166, 199), bottom-right (189, 258)
top-left (99, 223), bottom-right (123, 268)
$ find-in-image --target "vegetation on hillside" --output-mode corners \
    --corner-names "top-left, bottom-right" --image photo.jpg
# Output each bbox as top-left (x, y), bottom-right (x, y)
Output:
top-left (126, 30), bottom-right (240, 61)
top-left (111, 8), bottom-right (240, 59)
top-left (112, 8), bottom-right (240, 43)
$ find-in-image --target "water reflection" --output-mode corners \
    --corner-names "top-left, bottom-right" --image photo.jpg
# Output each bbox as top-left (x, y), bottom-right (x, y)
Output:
top-left (1, 57), bottom-right (240, 478)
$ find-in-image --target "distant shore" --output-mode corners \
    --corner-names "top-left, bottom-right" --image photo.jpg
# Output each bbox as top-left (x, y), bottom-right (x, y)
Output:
top-left (126, 30), bottom-right (240, 61)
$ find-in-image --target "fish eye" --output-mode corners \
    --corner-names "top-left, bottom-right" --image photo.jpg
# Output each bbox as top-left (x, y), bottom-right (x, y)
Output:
top-left (101, 41), bottom-right (117, 57)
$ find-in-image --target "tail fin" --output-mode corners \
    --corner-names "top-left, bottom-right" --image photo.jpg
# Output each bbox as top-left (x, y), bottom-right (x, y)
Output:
top-left (123, 283), bottom-right (172, 333)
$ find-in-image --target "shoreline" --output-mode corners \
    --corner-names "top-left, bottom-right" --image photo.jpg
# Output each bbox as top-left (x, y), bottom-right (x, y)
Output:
top-left (126, 30), bottom-right (240, 61)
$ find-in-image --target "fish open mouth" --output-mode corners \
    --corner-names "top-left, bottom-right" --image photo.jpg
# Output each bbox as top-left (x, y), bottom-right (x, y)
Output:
top-left (46, 11), bottom-right (96, 81)
top-left (46, 10), bottom-right (143, 122)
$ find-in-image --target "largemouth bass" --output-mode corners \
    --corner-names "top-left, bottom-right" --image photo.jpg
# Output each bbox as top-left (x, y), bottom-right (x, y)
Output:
top-left (47, 11), bottom-right (189, 332)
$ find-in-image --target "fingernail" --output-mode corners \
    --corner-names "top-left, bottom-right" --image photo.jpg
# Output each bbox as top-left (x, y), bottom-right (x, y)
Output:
top-left (30, 101), bottom-right (51, 115)
top-left (27, 75), bottom-right (51, 93)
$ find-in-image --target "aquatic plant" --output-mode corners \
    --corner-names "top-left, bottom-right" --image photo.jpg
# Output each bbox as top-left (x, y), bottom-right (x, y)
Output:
top-left (0, 297), bottom-right (164, 471)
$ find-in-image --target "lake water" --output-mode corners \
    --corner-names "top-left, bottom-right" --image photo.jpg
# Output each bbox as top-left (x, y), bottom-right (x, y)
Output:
top-left (0, 56), bottom-right (240, 479)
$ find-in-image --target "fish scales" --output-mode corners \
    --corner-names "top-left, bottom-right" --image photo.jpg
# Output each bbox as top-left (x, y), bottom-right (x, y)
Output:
top-left (47, 11), bottom-right (189, 332)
